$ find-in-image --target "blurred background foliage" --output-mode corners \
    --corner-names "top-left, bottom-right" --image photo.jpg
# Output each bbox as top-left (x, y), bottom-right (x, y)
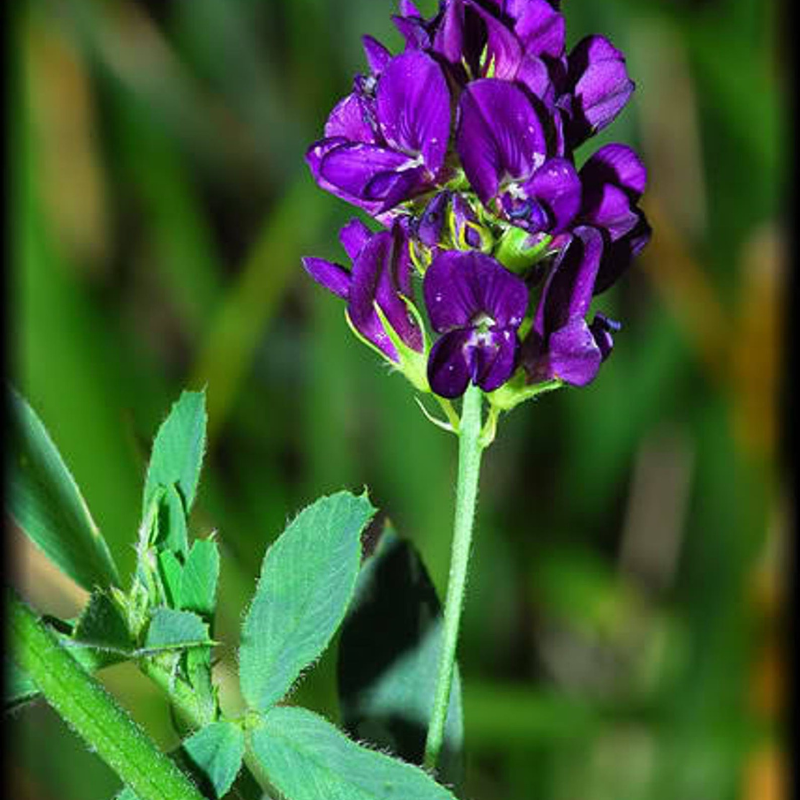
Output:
top-left (8, 0), bottom-right (788, 798)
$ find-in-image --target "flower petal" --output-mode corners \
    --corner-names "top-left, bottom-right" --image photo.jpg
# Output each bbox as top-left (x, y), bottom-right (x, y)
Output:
top-left (470, 327), bottom-right (519, 392)
top-left (324, 94), bottom-right (376, 142)
top-left (432, 0), bottom-right (465, 65)
top-left (306, 136), bottom-right (347, 185)
top-left (348, 227), bottom-right (423, 360)
top-left (457, 79), bottom-right (548, 202)
top-left (452, 193), bottom-right (483, 248)
top-left (594, 211), bottom-right (651, 295)
top-left (364, 165), bottom-right (427, 211)
top-left (589, 312), bottom-right (621, 362)
top-left (416, 191), bottom-right (451, 247)
top-left (516, 54), bottom-right (556, 106)
top-left (301, 257), bottom-right (351, 300)
top-left (534, 225), bottom-right (603, 334)
top-left (433, 0), bottom-right (522, 80)
top-left (339, 218), bottom-right (373, 261)
top-left (392, 14), bottom-right (431, 49)
top-left (377, 51), bottom-right (450, 172)
top-left (362, 35), bottom-right (392, 74)
top-left (400, 0), bottom-right (422, 17)
top-left (470, 0), bottom-right (524, 80)
top-left (519, 328), bottom-right (552, 383)
top-left (581, 182), bottom-right (639, 241)
top-left (424, 250), bottom-right (529, 332)
top-left (580, 143), bottom-right (647, 198)
top-left (548, 318), bottom-right (602, 386)
top-left (568, 35), bottom-right (634, 144)
top-left (524, 157), bottom-right (581, 233)
top-left (320, 143), bottom-right (413, 201)
top-left (306, 139), bottom-right (384, 214)
top-left (514, 0), bottom-right (565, 58)
top-left (428, 330), bottom-right (473, 398)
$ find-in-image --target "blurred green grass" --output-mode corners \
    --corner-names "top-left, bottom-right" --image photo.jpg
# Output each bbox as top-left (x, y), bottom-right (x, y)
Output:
top-left (10, 1), bottom-right (787, 799)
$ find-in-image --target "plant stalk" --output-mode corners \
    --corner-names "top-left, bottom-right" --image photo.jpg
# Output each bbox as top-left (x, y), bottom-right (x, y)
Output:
top-left (424, 382), bottom-right (485, 771)
top-left (8, 590), bottom-right (206, 800)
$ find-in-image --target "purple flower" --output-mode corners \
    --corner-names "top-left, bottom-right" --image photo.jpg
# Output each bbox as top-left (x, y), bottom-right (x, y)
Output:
top-left (456, 79), bottom-right (581, 236)
top-left (306, 50), bottom-right (451, 217)
top-left (522, 225), bottom-right (614, 386)
top-left (578, 143), bottom-right (651, 294)
top-left (424, 250), bottom-right (528, 397)
top-left (302, 2), bottom-right (650, 401)
top-left (302, 220), bottom-right (423, 362)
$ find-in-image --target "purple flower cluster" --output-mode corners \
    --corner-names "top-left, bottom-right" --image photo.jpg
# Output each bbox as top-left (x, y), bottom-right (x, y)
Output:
top-left (303, 0), bottom-right (650, 401)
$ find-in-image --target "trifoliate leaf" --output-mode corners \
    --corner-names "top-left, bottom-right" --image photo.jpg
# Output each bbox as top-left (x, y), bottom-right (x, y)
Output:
top-left (157, 550), bottom-right (184, 609)
top-left (144, 609), bottom-right (210, 652)
top-left (182, 721), bottom-right (244, 798)
top-left (239, 491), bottom-right (375, 712)
top-left (143, 391), bottom-right (207, 556)
top-left (180, 539), bottom-right (219, 618)
top-left (250, 706), bottom-right (458, 800)
top-left (73, 590), bottom-right (133, 654)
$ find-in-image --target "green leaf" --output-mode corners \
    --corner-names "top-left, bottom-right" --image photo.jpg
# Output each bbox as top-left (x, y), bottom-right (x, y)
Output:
top-left (338, 523), bottom-right (464, 787)
top-left (156, 486), bottom-right (189, 557)
top-left (157, 550), bottom-right (184, 608)
top-left (180, 539), bottom-right (219, 617)
top-left (143, 390), bottom-right (207, 556)
top-left (250, 706), bottom-right (458, 800)
top-left (73, 590), bottom-right (134, 654)
top-left (144, 609), bottom-right (211, 652)
top-left (8, 388), bottom-right (120, 591)
top-left (239, 491), bottom-right (376, 712)
top-left (182, 721), bottom-right (244, 799)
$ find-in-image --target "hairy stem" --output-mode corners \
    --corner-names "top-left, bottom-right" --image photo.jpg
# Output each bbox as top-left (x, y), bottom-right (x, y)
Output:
top-left (8, 590), bottom-right (206, 800)
top-left (424, 382), bottom-right (485, 771)
top-left (139, 659), bottom-right (268, 800)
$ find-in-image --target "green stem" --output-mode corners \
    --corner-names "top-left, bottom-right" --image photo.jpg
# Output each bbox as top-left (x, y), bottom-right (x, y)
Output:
top-left (424, 382), bottom-right (485, 771)
top-left (8, 590), bottom-right (206, 800)
top-left (138, 658), bottom-right (214, 729)
top-left (139, 660), bottom-right (266, 800)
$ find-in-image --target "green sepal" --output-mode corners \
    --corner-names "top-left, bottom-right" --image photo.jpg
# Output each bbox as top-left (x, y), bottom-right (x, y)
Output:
top-left (442, 168), bottom-right (469, 192)
top-left (488, 369), bottom-right (564, 412)
top-left (494, 227), bottom-right (553, 273)
top-left (374, 300), bottom-right (430, 393)
top-left (344, 301), bottom-right (430, 395)
top-left (408, 236), bottom-right (431, 275)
